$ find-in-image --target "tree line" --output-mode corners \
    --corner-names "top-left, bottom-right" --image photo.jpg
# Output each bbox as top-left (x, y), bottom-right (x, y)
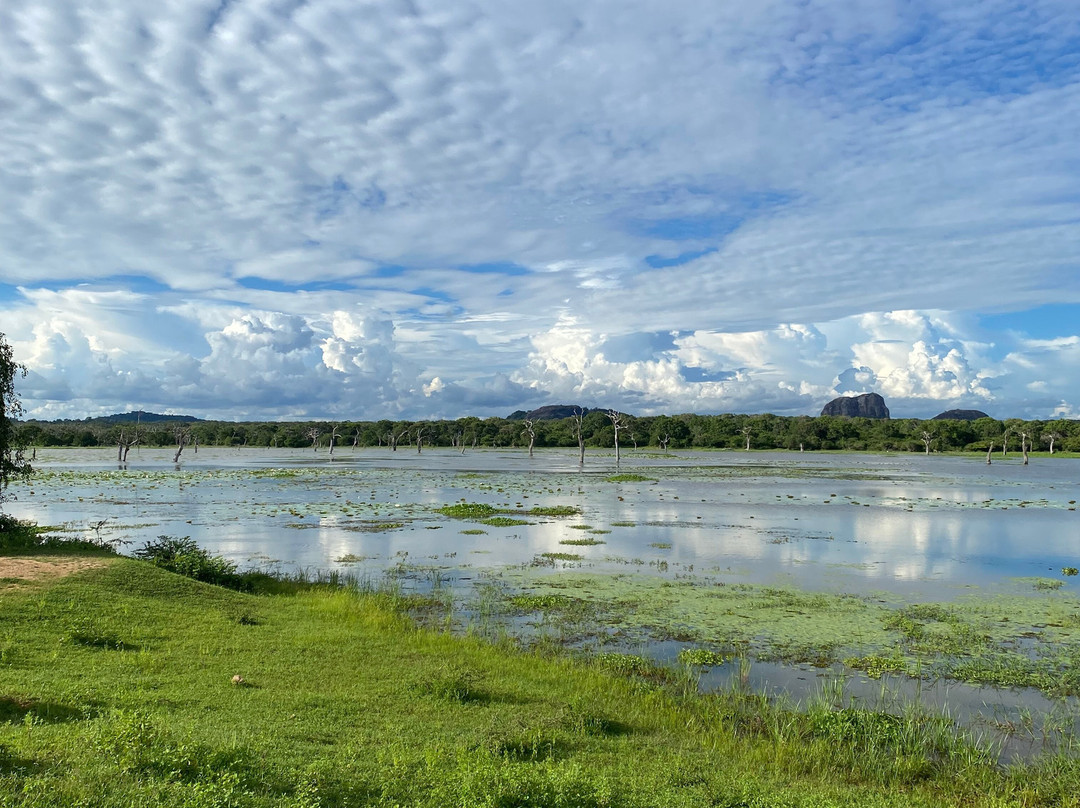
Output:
top-left (16, 411), bottom-right (1080, 455)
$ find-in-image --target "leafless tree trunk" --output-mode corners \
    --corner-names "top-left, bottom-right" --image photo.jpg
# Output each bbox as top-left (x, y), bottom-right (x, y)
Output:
top-left (455, 432), bottom-right (466, 455)
top-left (659, 433), bottom-right (670, 452)
top-left (986, 442), bottom-right (994, 464)
top-left (572, 408), bottom-right (586, 466)
top-left (415, 425), bottom-right (427, 454)
top-left (329, 426), bottom-right (341, 456)
top-left (1044, 432), bottom-right (1060, 454)
top-left (1021, 431), bottom-right (1030, 465)
top-left (799, 442), bottom-right (804, 452)
top-left (193, 434), bottom-right (199, 454)
top-left (353, 429), bottom-right (361, 450)
top-left (606, 410), bottom-right (623, 464)
top-left (116, 429), bottom-right (139, 462)
top-left (920, 431), bottom-right (933, 455)
top-left (307, 427), bottom-right (321, 451)
top-left (630, 432), bottom-right (638, 450)
top-left (523, 419), bottom-right (536, 459)
top-left (1002, 429), bottom-right (1010, 456)
top-left (172, 427), bottom-right (189, 464)
top-left (741, 426), bottom-right (752, 451)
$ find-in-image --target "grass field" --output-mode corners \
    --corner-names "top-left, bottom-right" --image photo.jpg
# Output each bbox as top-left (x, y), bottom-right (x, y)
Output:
top-left (2, 544), bottom-right (1080, 806)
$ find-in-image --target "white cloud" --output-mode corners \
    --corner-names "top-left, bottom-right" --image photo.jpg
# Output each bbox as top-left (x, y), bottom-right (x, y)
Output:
top-left (2, 1), bottom-right (1080, 420)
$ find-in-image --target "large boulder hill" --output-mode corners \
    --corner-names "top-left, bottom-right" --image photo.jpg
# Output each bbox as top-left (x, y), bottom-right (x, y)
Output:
top-left (507, 405), bottom-right (588, 421)
top-left (931, 409), bottom-right (990, 421)
top-left (820, 393), bottom-right (890, 419)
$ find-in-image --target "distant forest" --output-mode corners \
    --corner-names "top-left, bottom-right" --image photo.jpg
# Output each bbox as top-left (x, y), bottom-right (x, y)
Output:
top-left (17, 411), bottom-right (1080, 454)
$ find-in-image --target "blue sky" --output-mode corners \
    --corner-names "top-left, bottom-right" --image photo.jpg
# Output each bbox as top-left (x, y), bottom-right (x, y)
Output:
top-left (1, 0), bottom-right (1079, 421)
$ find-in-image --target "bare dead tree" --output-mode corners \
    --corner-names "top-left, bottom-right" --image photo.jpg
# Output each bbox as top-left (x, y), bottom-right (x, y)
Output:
top-left (920, 430), bottom-right (934, 455)
top-left (1043, 432), bottom-right (1061, 455)
top-left (455, 432), bottom-right (466, 455)
top-left (658, 433), bottom-right (670, 452)
top-left (1002, 428), bottom-right (1011, 456)
top-left (307, 427), bottom-right (321, 452)
top-left (986, 442), bottom-right (994, 464)
top-left (606, 410), bottom-right (623, 463)
top-left (1021, 430), bottom-right (1030, 465)
top-left (116, 429), bottom-right (139, 463)
top-left (193, 434), bottom-right (199, 454)
top-left (572, 408), bottom-right (586, 466)
top-left (172, 427), bottom-right (190, 464)
top-left (741, 425), bottom-right (752, 451)
top-left (629, 432), bottom-right (638, 450)
top-left (387, 429), bottom-right (408, 451)
top-left (328, 425), bottom-right (341, 456)
top-left (522, 419), bottom-right (536, 459)
top-left (414, 425), bottom-right (427, 454)
top-left (353, 428), bottom-right (361, 450)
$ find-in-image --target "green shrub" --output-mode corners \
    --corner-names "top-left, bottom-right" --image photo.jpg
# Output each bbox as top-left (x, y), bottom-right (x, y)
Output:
top-left (134, 536), bottom-right (245, 590)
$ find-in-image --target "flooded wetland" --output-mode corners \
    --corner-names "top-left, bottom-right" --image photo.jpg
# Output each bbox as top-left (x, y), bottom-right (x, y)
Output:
top-left (10, 446), bottom-right (1080, 761)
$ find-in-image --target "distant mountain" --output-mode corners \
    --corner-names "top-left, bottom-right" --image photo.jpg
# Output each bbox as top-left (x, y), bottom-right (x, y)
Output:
top-left (931, 409), bottom-right (990, 421)
top-left (97, 411), bottom-right (203, 424)
top-left (506, 404), bottom-right (589, 421)
top-left (820, 393), bottom-right (890, 419)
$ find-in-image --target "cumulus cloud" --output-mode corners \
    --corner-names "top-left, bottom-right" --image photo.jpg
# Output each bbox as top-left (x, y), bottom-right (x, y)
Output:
top-left (2, 1), bottom-right (1079, 420)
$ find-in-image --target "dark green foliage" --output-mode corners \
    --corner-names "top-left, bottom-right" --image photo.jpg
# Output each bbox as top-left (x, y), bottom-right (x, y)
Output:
top-left (18, 407), bottom-right (1080, 453)
top-left (0, 332), bottom-right (31, 503)
top-left (133, 535), bottom-right (246, 590)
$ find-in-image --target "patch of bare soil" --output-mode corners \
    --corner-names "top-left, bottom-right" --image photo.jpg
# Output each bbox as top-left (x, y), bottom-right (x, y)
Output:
top-left (0, 557), bottom-right (112, 589)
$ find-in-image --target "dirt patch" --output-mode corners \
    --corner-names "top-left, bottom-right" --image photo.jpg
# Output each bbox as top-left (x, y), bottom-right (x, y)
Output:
top-left (0, 557), bottom-right (113, 589)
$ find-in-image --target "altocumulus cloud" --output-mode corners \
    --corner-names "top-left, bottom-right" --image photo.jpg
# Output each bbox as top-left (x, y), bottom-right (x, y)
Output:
top-left (1, 0), bottom-right (1078, 420)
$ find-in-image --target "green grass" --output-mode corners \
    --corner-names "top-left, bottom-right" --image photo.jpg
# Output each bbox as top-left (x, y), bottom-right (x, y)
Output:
top-left (1, 553), bottom-right (1078, 806)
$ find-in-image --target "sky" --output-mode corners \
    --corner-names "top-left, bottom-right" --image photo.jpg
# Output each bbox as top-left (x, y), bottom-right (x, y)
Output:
top-left (1, 0), bottom-right (1079, 422)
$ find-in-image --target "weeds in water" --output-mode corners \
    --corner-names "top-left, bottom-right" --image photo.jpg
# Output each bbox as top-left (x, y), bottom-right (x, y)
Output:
top-left (559, 538), bottom-right (605, 546)
top-left (480, 517), bottom-right (530, 527)
top-left (526, 506), bottom-right (580, 517)
top-left (538, 552), bottom-right (583, 562)
top-left (460, 529), bottom-right (487, 535)
top-left (1063, 567), bottom-right (1079, 577)
top-left (649, 541), bottom-right (672, 549)
top-left (844, 652), bottom-right (907, 679)
top-left (438, 503), bottom-right (498, 519)
top-left (605, 474), bottom-right (656, 483)
top-left (678, 648), bottom-right (726, 666)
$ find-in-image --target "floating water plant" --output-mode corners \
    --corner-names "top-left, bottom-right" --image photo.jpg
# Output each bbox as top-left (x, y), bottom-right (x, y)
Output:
top-left (606, 474), bottom-right (656, 483)
top-left (559, 538), bottom-right (606, 546)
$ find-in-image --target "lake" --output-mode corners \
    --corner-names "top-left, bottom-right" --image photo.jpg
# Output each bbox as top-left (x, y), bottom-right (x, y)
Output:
top-left (8, 446), bottom-right (1080, 760)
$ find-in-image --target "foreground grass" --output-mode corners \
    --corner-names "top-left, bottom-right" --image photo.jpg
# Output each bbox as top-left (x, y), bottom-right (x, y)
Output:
top-left (2, 557), bottom-right (1079, 807)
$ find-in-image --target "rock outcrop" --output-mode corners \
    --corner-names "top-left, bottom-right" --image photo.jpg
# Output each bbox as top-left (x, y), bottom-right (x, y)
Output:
top-left (820, 393), bottom-right (890, 419)
top-left (931, 409), bottom-right (990, 421)
top-left (507, 405), bottom-right (588, 421)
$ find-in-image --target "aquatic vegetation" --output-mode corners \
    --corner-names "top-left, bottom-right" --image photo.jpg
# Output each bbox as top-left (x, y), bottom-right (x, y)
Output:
top-left (844, 653), bottom-right (907, 679)
top-left (678, 648), bottom-right (726, 666)
top-left (649, 541), bottom-right (672, 549)
top-left (480, 517), bottom-right (530, 527)
top-left (526, 505), bottom-right (580, 517)
top-left (459, 528), bottom-right (487, 535)
top-left (559, 538), bottom-right (606, 546)
top-left (538, 552), bottom-right (583, 562)
top-left (438, 503), bottom-right (498, 519)
top-left (605, 473), bottom-right (656, 483)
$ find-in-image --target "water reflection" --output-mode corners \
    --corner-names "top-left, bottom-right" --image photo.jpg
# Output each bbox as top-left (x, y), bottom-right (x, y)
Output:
top-left (9, 447), bottom-right (1079, 598)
